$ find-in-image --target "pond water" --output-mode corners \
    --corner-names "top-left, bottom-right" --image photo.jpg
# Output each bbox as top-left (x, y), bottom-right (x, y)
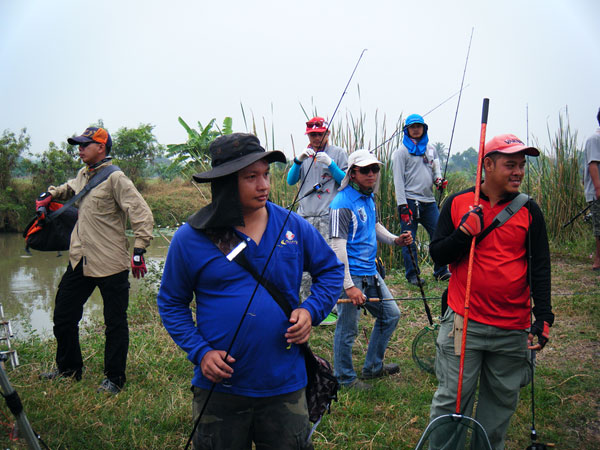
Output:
top-left (0, 233), bottom-right (170, 339)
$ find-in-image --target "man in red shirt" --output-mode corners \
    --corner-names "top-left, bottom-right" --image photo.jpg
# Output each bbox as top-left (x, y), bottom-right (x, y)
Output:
top-left (427, 134), bottom-right (553, 449)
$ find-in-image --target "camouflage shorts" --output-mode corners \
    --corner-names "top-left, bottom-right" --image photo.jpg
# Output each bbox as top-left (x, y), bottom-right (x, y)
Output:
top-left (591, 200), bottom-right (600, 237)
top-left (191, 386), bottom-right (313, 450)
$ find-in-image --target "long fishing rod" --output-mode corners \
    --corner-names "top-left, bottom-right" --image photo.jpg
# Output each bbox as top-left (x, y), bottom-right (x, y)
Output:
top-left (562, 204), bottom-right (592, 228)
top-left (367, 84), bottom-right (470, 155)
top-left (437, 27), bottom-right (474, 205)
top-left (406, 246), bottom-right (434, 325)
top-left (185, 49), bottom-right (368, 449)
top-left (456, 97), bottom-right (489, 414)
top-left (337, 295), bottom-right (440, 303)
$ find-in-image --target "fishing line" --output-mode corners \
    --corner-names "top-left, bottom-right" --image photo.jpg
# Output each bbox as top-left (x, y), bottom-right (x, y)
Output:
top-left (184, 49), bottom-right (368, 449)
top-left (437, 27), bottom-right (474, 205)
top-left (367, 84), bottom-right (471, 155)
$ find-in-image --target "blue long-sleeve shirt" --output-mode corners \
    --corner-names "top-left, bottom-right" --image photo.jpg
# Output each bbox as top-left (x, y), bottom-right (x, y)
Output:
top-left (157, 201), bottom-right (344, 397)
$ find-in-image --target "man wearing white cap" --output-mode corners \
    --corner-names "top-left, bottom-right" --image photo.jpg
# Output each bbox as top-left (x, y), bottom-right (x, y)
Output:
top-left (329, 150), bottom-right (413, 390)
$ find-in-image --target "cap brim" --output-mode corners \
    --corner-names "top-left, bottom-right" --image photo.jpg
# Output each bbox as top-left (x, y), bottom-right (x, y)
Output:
top-left (486, 146), bottom-right (540, 157)
top-left (67, 136), bottom-right (95, 145)
top-left (305, 128), bottom-right (328, 134)
top-left (192, 150), bottom-right (287, 183)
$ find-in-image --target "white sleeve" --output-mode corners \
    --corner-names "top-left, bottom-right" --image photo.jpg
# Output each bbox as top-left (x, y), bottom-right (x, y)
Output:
top-left (331, 237), bottom-right (354, 290)
top-left (375, 222), bottom-right (397, 245)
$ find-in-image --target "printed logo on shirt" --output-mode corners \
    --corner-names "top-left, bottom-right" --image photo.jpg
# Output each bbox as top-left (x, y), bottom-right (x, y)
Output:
top-left (279, 230), bottom-right (298, 246)
top-left (357, 207), bottom-right (367, 223)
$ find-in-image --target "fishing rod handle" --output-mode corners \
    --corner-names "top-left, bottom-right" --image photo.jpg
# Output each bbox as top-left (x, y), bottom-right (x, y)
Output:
top-left (481, 98), bottom-right (489, 124)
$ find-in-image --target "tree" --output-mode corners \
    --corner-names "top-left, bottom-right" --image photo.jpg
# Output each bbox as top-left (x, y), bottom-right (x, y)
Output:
top-left (166, 116), bottom-right (233, 179)
top-left (111, 124), bottom-right (164, 185)
top-left (447, 147), bottom-right (478, 174)
top-left (0, 128), bottom-right (30, 190)
top-left (30, 141), bottom-right (80, 194)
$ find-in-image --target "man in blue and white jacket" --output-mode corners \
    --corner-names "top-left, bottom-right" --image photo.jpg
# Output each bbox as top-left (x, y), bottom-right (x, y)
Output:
top-left (157, 133), bottom-right (344, 449)
top-left (330, 150), bottom-right (413, 390)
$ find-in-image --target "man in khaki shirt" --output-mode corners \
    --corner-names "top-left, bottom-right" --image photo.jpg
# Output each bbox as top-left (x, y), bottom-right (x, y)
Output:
top-left (38, 127), bottom-right (153, 394)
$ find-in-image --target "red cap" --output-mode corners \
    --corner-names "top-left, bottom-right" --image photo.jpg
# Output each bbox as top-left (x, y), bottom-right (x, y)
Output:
top-left (305, 117), bottom-right (328, 134)
top-left (484, 134), bottom-right (539, 157)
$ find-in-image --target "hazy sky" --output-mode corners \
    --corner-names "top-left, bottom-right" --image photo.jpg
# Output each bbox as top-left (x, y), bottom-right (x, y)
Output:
top-left (1, 0), bottom-right (599, 159)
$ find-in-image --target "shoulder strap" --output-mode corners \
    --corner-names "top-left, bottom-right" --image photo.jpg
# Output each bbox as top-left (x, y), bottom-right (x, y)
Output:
top-left (47, 165), bottom-right (121, 222)
top-left (233, 251), bottom-right (293, 318)
top-left (476, 193), bottom-right (529, 244)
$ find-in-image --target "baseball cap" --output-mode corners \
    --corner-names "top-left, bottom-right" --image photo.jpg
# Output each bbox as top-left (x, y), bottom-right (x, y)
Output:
top-left (340, 149), bottom-right (382, 191)
top-left (305, 117), bottom-right (329, 134)
top-left (484, 134), bottom-right (539, 157)
top-left (68, 127), bottom-right (113, 153)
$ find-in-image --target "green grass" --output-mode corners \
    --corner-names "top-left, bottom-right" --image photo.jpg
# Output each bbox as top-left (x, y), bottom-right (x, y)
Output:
top-left (0, 250), bottom-right (597, 449)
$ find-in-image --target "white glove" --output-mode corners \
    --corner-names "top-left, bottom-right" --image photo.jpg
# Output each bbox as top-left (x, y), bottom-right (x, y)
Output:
top-left (297, 148), bottom-right (315, 162)
top-left (315, 152), bottom-right (332, 167)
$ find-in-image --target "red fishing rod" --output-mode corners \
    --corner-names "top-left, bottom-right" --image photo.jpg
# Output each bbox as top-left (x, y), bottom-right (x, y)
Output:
top-left (456, 97), bottom-right (488, 412)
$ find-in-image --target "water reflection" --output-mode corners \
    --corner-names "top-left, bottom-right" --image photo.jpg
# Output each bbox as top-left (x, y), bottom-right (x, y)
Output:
top-left (0, 234), bottom-right (168, 339)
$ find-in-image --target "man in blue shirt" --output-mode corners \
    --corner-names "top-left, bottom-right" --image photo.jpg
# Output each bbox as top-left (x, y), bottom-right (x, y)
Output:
top-left (329, 150), bottom-right (413, 390)
top-left (157, 133), bottom-right (344, 449)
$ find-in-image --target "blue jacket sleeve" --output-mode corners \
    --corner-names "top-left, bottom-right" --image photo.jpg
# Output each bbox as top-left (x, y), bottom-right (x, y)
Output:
top-left (328, 160), bottom-right (346, 184)
top-left (287, 162), bottom-right (301, 185)
top-left (298, 221), bottom-right (345, 324)
top-left (156, 228), bottom-right (213, 366)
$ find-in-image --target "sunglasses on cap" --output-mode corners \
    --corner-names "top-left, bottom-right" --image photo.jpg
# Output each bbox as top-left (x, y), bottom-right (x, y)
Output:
top-left (356, 164), bottom-right (380, 175)
top-left (306, 120), bottom-right (327, 129)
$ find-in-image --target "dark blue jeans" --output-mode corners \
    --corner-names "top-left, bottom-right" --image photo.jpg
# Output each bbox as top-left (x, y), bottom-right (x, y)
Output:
top-left (399, 199), bottom-right (448, 280)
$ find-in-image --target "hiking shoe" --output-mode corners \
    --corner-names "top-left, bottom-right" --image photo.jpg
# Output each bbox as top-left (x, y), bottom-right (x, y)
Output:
top-left (342, 379), bottom-right (373, 391)
top-left (39, 369), bottom-right (82, 382)
top-left (434, 271), bottom-right (451, 281)
top-left (97, 379), bottom-right (122, 395)
top-left (320, 312), bottom-right (338, 326)
top-left (360, 363), bottom-right (400, 380)
top-left (408, 277), bottom-right (426, 287)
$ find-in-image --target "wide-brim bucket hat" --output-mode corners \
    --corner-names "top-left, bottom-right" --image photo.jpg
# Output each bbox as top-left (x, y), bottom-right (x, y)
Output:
top-left (193, 133), bottom-right (286, 182)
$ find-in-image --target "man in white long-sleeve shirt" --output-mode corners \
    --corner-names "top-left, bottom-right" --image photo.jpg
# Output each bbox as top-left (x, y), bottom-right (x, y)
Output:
top-left (391, 114), bottom-right (451, 286)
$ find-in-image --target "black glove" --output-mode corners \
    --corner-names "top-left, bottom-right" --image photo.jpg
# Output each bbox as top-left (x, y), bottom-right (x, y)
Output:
top-left (398, 205), bottom-right (413, 225)
top-left (131, 248), bottom-right (147, 279)
top-left (530, 320), bottom-right (550, 349)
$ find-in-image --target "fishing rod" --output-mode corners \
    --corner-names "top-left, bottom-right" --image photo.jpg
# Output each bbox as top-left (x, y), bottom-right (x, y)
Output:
top-left (185, 49), bottom-right (368, 449)
top-left (337, 295), bottom-right (440, 303)
top-left (285, 179), bottom-right (334, 209)
top-left (562, 204), bottom-right (592, 228)
top-left (367, 84), bottom-right (470, 155)
top-left (437, 27), bottom-right (474, 205)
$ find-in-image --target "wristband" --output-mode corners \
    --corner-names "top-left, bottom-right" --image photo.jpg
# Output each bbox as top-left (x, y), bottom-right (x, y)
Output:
top-left (293, 158), bottom-right (302, 165)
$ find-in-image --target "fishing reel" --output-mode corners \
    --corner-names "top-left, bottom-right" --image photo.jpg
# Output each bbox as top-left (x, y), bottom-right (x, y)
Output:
top-left (527, 430), bottom-right (555, 449)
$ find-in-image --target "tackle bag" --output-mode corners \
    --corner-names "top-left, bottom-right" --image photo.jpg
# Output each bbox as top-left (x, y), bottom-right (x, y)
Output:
top-left (23, 202), bottom-right (78, 251)
top-left (23, 165), bottom-right (121, 252)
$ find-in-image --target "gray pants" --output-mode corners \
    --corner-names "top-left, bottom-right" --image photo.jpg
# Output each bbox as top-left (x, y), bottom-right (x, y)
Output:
top-left (299, 215), bottom-right (334, 306)
top-left (192, 387), bottom-right (313, 450)
top-left (429, 307), bottom-right (531, 450)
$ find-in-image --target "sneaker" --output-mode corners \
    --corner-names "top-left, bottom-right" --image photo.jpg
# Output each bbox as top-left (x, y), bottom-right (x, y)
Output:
top-left (360, 363), bottom-right (400, 380)
top-left (408, 277), bottom-right (426, 287)
top-left (435, 271), bottom-right (451, 281)
top-left (320, 312), bottom-right (338, 326)
top-left (39, 369), bottom-right (82, 381)
top-left (97, 378), bottom-right (122, 395)
top-left (342, 379), bottom-right (373, 391)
